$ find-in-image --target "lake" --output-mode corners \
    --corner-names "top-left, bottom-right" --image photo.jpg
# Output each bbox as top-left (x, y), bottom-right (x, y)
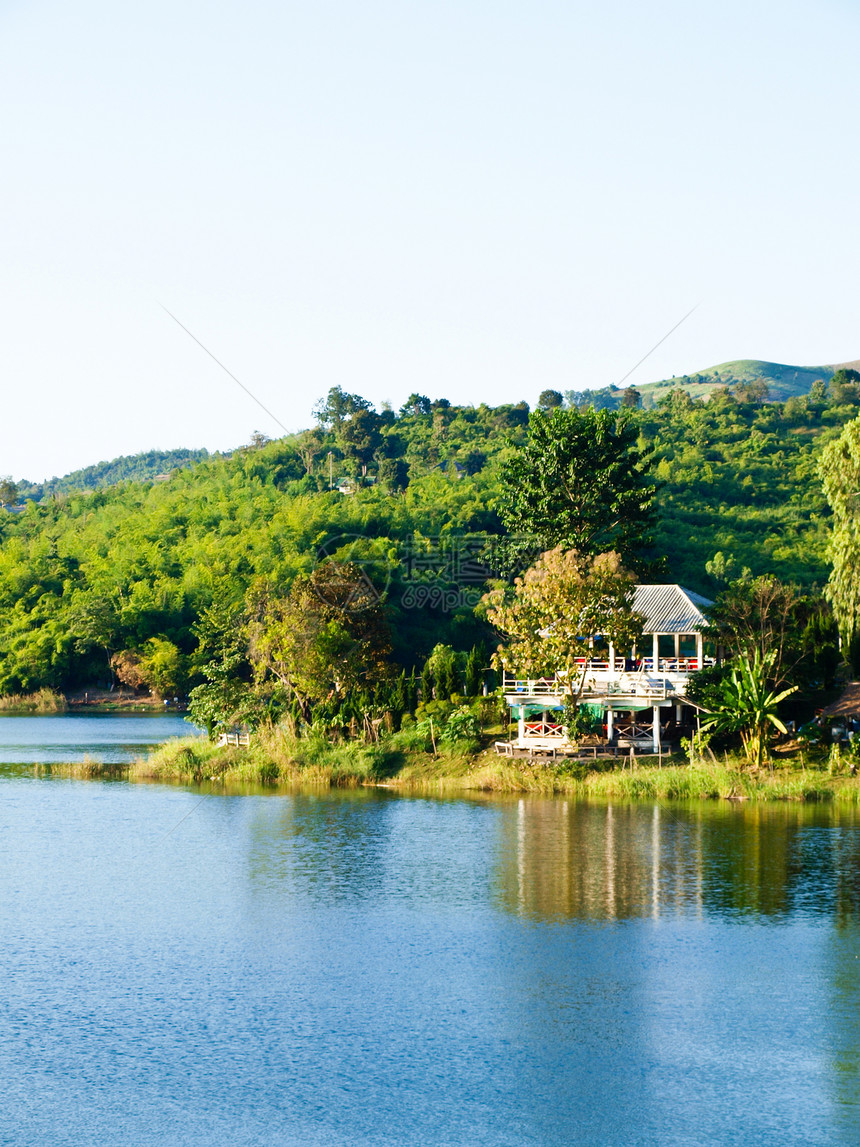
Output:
top-left (0, 711), bottom-right (198, 764)
top-left (0, 717), bottom-right (858, 1145)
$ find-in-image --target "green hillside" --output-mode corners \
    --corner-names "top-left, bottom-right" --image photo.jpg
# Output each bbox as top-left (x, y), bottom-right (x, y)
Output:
top-left (566, 357), bottom-right (860, 411)
top-left (17, 447), bottom-right (212, 501)
top-left (0, 380), bottom-right (857, 701)
top-left (637, 358), bottom-right (841, 406)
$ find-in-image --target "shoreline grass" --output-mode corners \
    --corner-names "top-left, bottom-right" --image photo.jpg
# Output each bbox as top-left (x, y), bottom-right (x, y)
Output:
top-left (104, 728), bottom-right (860, 803)
top-left (0, 689), bottom-right (68, 713)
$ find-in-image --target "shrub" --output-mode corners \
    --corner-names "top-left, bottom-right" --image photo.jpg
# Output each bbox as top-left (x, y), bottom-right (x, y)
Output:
top-left (439, 706), bottom-right (480, 744)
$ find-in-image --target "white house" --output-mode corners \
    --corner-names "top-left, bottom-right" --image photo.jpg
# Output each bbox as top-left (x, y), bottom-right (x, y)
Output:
top-left (501, 584), bottom-right (713, 754)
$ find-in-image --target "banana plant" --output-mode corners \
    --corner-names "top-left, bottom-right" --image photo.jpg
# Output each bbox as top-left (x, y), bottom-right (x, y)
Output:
top-left (701, 649), bottom-right (798, 770)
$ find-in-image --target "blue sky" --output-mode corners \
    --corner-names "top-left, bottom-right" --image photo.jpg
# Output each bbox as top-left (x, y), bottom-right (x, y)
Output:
top-left (1, 0), bottom-right (858, 480)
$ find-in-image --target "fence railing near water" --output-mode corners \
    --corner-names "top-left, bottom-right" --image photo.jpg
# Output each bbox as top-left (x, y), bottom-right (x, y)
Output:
top-left (217, 730), bottom-right (251, 748)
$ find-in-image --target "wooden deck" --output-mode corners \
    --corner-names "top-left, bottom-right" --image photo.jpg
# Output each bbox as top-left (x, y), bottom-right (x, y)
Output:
top-left (495, 741), bottom-right (623, 762)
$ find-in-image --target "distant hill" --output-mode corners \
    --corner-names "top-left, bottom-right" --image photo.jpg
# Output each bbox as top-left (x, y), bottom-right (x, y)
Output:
top-left (18, 447), bottom-right (212, 501)
top-left (637, 358), bottom-right (860, 408)
top-left (567, 357), bottom-right (859, 411)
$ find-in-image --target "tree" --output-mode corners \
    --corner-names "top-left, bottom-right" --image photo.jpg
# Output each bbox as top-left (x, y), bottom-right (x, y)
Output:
top-left (313, 387), bottom-right (372, 430)
top-left (187, 603), bottom-right (257, 738)
top-left (829, 368), bottom-right (860, 406)
top-left (376, 457), bottom-right (409, 493)
top-left (112, 639), bottom-right (186, 698)
top-left (464, 645), bottom-right (483, 696)
top-left (820, 414), bottom-right (860, 656)
top-left (734, 378), bottom-right (769, 405)
top-left (0, 477), bottom-right (18, 507)
top-left (294, 429), bottom-right (326, 476)
top-left (138, 638), bottom-right (186, 697)
top-left (706, 575), bottom-right (803, 689)
top-left (705, 551), bottom-right (738, 584)
top-left (247, 562), bottom-right (392, 720)
top-left (498, 407), bottom-right (657, 566)
top-left (483, 547), bottom-right (643, 699)
top-left (338, 409), bottom-right (383, 476)
top-left (701, 650), bottom-right (797, 770)
top-left (621, 387), bottom-right (641, 409)
top-left (400, 394), bottom-right (431, 417)
top-left (537, 389), bottom-right (564, 411)
top-left (462, 449), bottom-right (486, 476)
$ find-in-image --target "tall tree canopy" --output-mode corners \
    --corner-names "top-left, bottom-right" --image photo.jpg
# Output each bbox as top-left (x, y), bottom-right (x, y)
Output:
top-left (247, 562), bottom-right (392, 720)
top-left (820, 413), bottom-right (860, 655)
top-left (498, 407), bottom-right (656, 566)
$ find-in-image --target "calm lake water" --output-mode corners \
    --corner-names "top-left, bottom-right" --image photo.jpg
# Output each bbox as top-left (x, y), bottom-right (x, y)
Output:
top-left (0, 719), bottom-right (858, 1145)
top-left (0, 712), bottom-right (199, 763)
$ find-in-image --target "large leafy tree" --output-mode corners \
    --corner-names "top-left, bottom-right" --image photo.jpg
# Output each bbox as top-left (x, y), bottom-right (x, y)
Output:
top-left (338, 409), bottom-right (383, 477)
top-left (313, 387), bottom-right (372, 430)
top-left (483, 547), bottom-right (643, 698)
top-left (498, 407), bottom-right (656, 567)
top-left (248, 562), bottom-right (392, 720)
top-left (820, 414), bottom-right (860, 659)
top-left (706, 575), bottom-right (807, 689)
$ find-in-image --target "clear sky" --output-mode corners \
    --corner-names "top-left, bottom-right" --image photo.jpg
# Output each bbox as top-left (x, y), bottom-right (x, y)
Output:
top-left (1, 0), bottom-right (858, 481)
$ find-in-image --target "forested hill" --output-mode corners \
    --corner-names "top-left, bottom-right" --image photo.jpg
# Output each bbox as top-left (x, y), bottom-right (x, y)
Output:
top-left (568, 357), bottom-right (860, 411)
top-left (17, 447), bottom-right (211, 501)
top-left (0, 380), bottom-right (857, 695)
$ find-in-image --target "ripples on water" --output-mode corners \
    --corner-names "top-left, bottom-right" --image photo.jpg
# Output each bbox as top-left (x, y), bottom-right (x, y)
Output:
top-left (0, 712), bottom-right (198, 763)
top-left (0, 747), bottom-right (858, 1144)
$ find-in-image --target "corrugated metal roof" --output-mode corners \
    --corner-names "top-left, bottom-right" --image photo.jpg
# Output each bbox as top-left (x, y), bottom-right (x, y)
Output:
top-left (633, 584), bottom-right (712, 634)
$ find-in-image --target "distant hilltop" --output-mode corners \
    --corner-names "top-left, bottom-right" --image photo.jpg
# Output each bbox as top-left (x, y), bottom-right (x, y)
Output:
top-left (569, 357), bottom-right (860, 411)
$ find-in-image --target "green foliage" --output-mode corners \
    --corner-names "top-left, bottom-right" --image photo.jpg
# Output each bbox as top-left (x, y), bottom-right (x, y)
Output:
top-left (701, 650), bottom-right (798, 770)
top-left (0, 476), bottom-right (18, 506)
top-left (561, 699), bottom-right (601, 742)
top-left (484, 547), bottom-right (642, 693)
top-left (498, 407), bottom-right (656, 567)
top-left (17, 448), bottom-right (209, 501)
top-left (438, 706), bottom-right (480, 744)
top-left (820, 412), bottom-right (860, 656)
top-left (2, 381), bottom-right (859, 707)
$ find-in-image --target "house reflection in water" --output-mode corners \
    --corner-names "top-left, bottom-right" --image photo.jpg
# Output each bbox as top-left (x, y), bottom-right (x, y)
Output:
top-left (494, 798), bottom-right (860, 924)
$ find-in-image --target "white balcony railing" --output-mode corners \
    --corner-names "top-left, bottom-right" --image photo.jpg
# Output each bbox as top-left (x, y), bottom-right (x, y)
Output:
top-left (503, 658), bottom-right (714, 696)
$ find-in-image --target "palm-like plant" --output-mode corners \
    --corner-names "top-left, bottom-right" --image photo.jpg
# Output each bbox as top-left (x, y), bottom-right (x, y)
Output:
top-left (701, 650), bottom-right (798, 770)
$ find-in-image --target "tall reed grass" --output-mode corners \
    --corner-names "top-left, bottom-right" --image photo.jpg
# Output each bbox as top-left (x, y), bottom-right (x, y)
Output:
top-left (0, 689), bottom-right (67, 713)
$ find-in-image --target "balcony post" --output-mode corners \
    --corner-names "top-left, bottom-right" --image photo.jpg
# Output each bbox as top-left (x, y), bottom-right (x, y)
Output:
top-left (652, 632), bottom-right (659, 671)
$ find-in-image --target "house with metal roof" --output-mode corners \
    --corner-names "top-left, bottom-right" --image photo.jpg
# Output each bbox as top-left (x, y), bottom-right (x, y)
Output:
top-left (501, 584), bottom-right (713, 755)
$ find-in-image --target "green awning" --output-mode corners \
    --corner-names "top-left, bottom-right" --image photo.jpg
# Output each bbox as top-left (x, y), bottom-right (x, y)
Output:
top-left (515, 704), bottom-right (564, 717)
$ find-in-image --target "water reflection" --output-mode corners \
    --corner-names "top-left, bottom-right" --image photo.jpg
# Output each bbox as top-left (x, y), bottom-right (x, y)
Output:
top-left (494, 798), bottom-right (860, 923)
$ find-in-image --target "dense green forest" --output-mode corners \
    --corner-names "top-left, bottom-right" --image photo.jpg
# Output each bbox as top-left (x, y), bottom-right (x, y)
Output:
top-left (16, 447), bottom-right (211, 501)
top-left (1, 373), bottom-right (859, 700)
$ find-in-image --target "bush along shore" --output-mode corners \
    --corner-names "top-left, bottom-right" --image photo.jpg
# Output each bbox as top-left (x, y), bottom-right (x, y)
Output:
top-left (0, 689), bottom-right (67, 713)
top-left (95, 725), bottom-right (860, 802)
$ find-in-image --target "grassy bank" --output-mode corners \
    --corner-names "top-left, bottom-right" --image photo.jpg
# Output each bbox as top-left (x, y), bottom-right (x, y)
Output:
top-left (0, 688), bottom-right (67, 713)
top-left (124, 729), bottom-right (860, 803)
